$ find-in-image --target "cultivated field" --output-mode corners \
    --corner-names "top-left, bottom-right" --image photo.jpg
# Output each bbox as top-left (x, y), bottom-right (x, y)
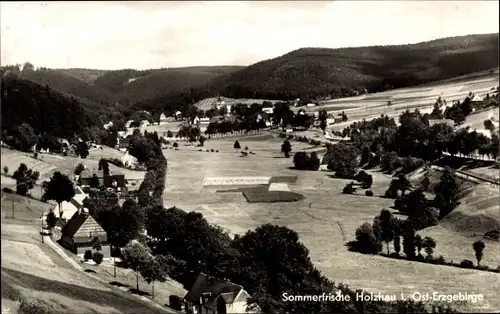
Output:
top-left (0, 194), bottom-right (171, 314)
top-left (300, 68), bottom-right (499, 128)
top-left (163, 134), bottom-right (500, 312)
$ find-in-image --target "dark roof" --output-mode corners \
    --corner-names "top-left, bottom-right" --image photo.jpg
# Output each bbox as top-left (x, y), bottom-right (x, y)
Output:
top-left (61, 211), bottom-right (89, 238)
top-left (61, 211), bottom-right (107, 243)
top-left (184, 273), bottom-right (243, 311)
top-left (80, 169), bottom-right (124, 179)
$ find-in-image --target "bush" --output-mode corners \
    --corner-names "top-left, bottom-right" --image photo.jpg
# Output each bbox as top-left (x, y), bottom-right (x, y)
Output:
top-left (46, 211), bottom-right (58, 229)
top-left (173, 142), bottom-right (178, 148)
top-left (459, 259), bottom-right (474, 268)
top-left (169, 295), bottom-right (183, 311)
top-left (211, 149), bottom-right (214, 152)
top-left (365, 190), bottom-right (374, 196)
top-left (2, 187), bottom-right (13, 193)
top-left (93, 252), bottom-right (104, 265)
top-left (343, 183), bottom-right (356, 194)
top-left (84, 250), bottom-right (93, 260)
top-left (216, 150), bottom-right (219, 152)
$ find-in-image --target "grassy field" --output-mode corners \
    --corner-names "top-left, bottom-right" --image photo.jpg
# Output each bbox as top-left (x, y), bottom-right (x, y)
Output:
top-left (163, 134), bottom-right (500, 312)
top-left (1, 195), bottom-right (172, 314)
top-left (0, 148), bottom-right (146, 192)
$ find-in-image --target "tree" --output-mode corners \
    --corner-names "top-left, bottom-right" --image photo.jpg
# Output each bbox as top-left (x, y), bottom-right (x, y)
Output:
top-left (3, 166), bottom-right (8, 176)
top-left (309, 152), bottom-right (320, 171)
top-left (98, 158), bottom-right (110, 176)
top-left (281, 140), bottom-right (292, 158)
top-left (414, 234), bottom-right (423, 256)
top-left (140, 255), bottom-right (174, 299)
top-left (434, 167), bottom-right (460, 218)
top-left (42, 172), bottom-right (75, 217)
top-left (166, 130), bottom-right (174, 138)
top-left (92, 252), bottom-right (104, 273)
top-left (173, 142), bottom-right (179, 148)
top-left (92, 237), bottom-right (102, 251)
top-left (12, 163), bottom-right (39, 196)
top-left (76, 141), bottom-right (89, 159)
top-left (199, 135), bottom-right (206, 147)
top-left (10, 122), bottom-right (38, 152)
top-left (234, 140), bottom-right (241, 150)
top-left (245, 146), bottom-right (249, 151)
top-left (318, 110), bottom-right (328, 132)
top-left (122, 240), bottom-right (153, 291)
top-left (472, 240), bottom-right (485, 266)
top-left (324, 143), bottom-right (359, 178)
top-left (393, 235), bottom-right (401, 255)
top-left (422, 237), bottom-right (436, 258)
top-left (377, 209), bottom-right (395, 255)
top-left (341, 111), bottom-right (348, 122)
top-left (403, 221), bottom-right (416, 259)
top-left (89, 174), bottom-right (100, 188)
top-left (484, 119), bottom-right (495, 131)
top-left (46, 211), bottom-right (58, 229)
top-left (74, 163), bottom-right (85, 175)
top-left (353, 222), bottom-right (382, 254)
top-left (84, 250), bottom-right (93, 260)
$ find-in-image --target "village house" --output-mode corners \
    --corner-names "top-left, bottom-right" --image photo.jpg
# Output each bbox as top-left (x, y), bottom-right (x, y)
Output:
top-left (159, 113), bottom-right (168, 124)
top-left (184, 273), bottom-right (260, 314)
top-left (428, 119), bottom-right (455, 127)
top-left (103, 121), bottom-right (113, 130)
top-left (125, 120), bottom-right (135, 128)
top-left (118, 136), bottom-right (131, 151)
top-left (119, 151), bottom-right (137, 168)
top-left (60, 208), bottom-right (111, 258)
top-left (79, 169), bottom-right (126, 188)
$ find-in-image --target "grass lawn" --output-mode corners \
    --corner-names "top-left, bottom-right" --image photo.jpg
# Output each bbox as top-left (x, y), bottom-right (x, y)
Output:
top-left (162, 134), bottom-right (500, 312)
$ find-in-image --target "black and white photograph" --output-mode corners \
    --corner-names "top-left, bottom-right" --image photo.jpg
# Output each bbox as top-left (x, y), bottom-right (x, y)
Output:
top-left (1, 1), bottom-right (499, 313)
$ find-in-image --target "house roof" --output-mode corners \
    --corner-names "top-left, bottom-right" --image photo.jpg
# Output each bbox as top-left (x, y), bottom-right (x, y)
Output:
top-left (184, 273), bottom-right (245, 311)
top-left (80, 169), bottom-right (124, 179)
top-left (470, 95), bottom-right (482, 102)
top-left (61, 211), bottom-right (107, 243)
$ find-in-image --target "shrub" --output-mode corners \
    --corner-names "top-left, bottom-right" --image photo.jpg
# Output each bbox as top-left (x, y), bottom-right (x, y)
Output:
top-left (173, 142), bottom-right (178, 148)
top-left (84, 250), bottom-right (93, 260)
top-left (3, 166), bottom-right (8, 175)
top-left (365, 190), bottom-right (374, 196)
top-left (2, 187), bottom-right (13, 193)
top-left (93, 251), bottom-right (104, 265)
top-left (169, 295), bottom-right (183, 311)
top-left (46, 211), bottom-right (58, 229)
top-left (211, 149), bottom-right (214, 152)
top-left (459, 259), bottom-right (474, 268)
top-left (216, 150), bottom-right (219, 152)
top-left (352, 222), bottom-right (382, 254)
top-left (343, 183), bottom-right (356, 194)
top-left (355, 170), bottom-right (373, 188)
top-left (198, 149), bottom-right (202, 151)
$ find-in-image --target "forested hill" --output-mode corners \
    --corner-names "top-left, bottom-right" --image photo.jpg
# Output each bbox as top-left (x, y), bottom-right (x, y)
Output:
top-left (206, 33), bottom-right (499, 100)
top-left (0, 72), bottom-right (120, 139)
top-left (93, 66), bottom-right (244, 105)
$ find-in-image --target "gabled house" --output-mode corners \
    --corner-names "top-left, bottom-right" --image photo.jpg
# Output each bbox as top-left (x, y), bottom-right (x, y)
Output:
top-left (60, 208), bottom-right (111, 258)
top-left (184, 273), bottom-right (260, 314)
top-left (79, 169), bottom-right (126, 188)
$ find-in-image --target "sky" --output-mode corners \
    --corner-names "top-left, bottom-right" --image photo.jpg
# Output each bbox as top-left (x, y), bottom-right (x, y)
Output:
top-left (1, 1), bottom-right (498, 70)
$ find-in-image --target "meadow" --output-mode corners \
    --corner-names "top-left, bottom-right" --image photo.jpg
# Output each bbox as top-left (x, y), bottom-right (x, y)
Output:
top-left (163, 134), bottom-right (500, 312)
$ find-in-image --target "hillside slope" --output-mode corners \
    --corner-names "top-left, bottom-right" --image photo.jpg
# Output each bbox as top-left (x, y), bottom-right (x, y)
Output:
top-left (54, 68), bottom-right (109, 85)
top-left (21, 68), bottom-right (116, 106)
top-left (208, 33), bottom-right (499, 100)
top-left (93, 66), bottom-right (244, 105)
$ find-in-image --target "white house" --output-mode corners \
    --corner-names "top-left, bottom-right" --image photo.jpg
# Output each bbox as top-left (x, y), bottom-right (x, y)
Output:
top-left (119, 151), bottom-right (137, 168)
top-left (306, 103), bottom-right (317, 108)
top-left (125, 120), bottom-right (135, 128)
top-left (184, 273), bottom-right (260, 314)
top-left (200, 117), bottom-right (210, 124)
top-left (159, 113), bottom-right (168, 124)
top-left (140, 120), bottom-right (150, 127)
top-left (103, 121), bottom-right (113, 130)
top-left (262, 107), bottom-right (273, 114)
top-left (326, 114), bottom-right (336, 126)
top-left (193, 116), bottom-right (201, 125)
top-left (175, 111), bottom-right (182, 118)
top-left (428, 119), bottom-right (455, 127)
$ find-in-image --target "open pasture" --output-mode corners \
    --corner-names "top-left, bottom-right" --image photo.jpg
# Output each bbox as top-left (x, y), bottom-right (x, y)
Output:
top-left (163, 135), bottom-right (500, 312)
